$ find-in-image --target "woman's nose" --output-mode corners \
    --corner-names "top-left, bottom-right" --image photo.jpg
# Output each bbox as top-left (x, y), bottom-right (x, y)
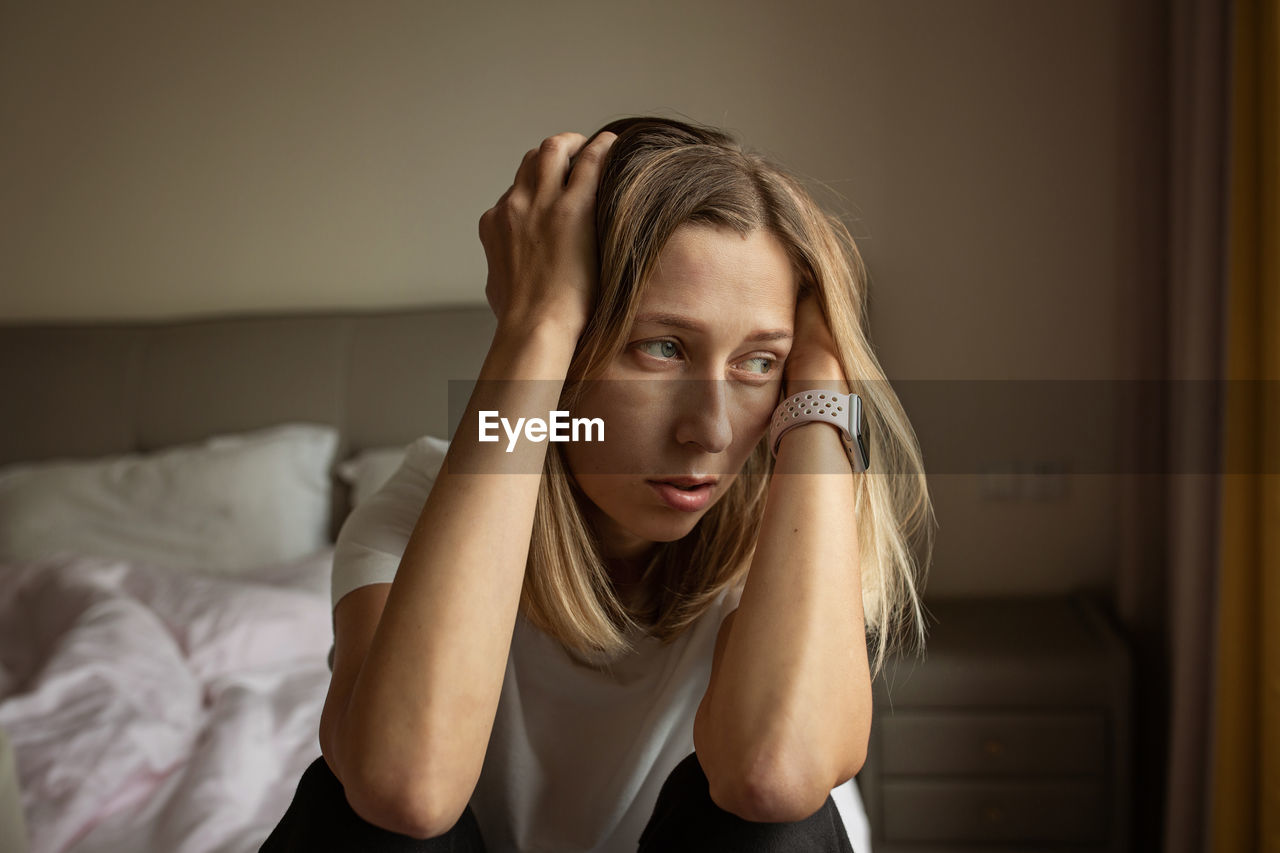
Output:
top-left (673, 379), bottom-right (733, 454)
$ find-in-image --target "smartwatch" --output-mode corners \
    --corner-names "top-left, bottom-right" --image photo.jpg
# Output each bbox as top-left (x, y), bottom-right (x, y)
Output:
top-left (769, 389), bottom-right (870, 473)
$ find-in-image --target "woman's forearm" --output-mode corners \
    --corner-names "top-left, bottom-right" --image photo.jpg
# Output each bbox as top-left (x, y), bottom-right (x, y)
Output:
top-left (694, 378), bottom-right (872, 822)
top-left (338, 319), bottom-right (577, 820)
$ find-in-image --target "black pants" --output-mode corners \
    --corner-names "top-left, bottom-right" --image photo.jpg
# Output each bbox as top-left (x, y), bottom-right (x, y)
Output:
top-left (261, 752), bottom-right (856, 852)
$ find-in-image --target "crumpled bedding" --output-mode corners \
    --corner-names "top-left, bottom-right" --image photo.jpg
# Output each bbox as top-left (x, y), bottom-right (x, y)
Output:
top-left (0, 548), bottom-right (335, 853)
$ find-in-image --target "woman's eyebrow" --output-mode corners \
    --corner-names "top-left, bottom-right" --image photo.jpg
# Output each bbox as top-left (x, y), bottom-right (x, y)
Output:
top-left (633, 312), bottom-right (793, 342)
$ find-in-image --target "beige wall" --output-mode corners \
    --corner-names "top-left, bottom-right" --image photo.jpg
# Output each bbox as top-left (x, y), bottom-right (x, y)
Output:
top-left (0, 1), bottom-right (1165, 598)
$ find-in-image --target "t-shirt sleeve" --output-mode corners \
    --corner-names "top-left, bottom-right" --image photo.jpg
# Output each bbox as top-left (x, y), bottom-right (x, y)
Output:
top-left (330, 435), bottom-right (449, 610)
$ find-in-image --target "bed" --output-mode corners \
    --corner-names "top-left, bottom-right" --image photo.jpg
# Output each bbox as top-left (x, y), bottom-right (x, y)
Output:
top-left (0, 306), bottom-right (495, 852)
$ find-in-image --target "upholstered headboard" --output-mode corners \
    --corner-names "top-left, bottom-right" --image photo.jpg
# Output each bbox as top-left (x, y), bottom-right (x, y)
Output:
top-left (0, 305), bottom-right (498, 540)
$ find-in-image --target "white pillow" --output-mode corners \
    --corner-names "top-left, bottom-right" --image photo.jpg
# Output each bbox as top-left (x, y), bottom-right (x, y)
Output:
top-left (0, 423), bottom-right (339, 574)
top-left (337, 435), bottom-right (449, 507)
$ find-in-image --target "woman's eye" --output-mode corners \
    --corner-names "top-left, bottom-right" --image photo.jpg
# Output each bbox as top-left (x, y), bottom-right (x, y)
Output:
top-left (637, 340), bottom-right (680, 360)
top-left (633, 341), bottom-right (777, 376)
top-left (740, 357), bottom-right (777, 375)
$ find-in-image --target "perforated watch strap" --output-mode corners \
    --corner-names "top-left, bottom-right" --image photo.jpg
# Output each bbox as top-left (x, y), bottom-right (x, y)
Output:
top-left (769, 390), bottom-right (866, 472)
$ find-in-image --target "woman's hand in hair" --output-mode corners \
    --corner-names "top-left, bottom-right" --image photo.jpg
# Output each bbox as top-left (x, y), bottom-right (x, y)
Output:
top-left (784, 290), bottom-right (849, 398)
top-left (479, 130), bottom-right (618, 340)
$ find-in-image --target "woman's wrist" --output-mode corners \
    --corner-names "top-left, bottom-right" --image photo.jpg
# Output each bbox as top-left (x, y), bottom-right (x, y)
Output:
top-left (783, 357), bottom-right (849, 398)
top-left (495, 311), bottom-right (584, 347)
top-left (486, 318), bottom-right (581, 382)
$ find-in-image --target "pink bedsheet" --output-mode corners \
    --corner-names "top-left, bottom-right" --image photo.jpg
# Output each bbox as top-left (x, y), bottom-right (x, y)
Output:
top-left (0, 548), bottom-right (335, 853)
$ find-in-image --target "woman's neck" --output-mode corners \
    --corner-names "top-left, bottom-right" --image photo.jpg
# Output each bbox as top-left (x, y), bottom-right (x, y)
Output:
top-left (605, 549), bottom-right (656, 607)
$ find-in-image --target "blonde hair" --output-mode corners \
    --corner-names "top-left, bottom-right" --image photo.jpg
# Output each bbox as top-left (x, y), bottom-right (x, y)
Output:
top-left (517, 116), bottom-right (936, 678)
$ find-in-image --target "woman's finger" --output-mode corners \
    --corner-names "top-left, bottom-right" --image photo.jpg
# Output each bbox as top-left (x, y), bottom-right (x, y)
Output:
top-left (512, 146), bottom-right (539, 195)
top-left (564, 131), bottom-right (618, 196)
top-left (532, 132), bottom-right (587, 200)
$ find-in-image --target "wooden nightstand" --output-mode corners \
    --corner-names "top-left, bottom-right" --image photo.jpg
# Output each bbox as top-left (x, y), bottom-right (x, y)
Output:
top-left (859, 594), bottom-right (1131, 852)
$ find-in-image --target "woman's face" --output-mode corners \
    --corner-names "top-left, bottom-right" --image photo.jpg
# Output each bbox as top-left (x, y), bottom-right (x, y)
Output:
top-left (563, 223), bottom-right (798, 563)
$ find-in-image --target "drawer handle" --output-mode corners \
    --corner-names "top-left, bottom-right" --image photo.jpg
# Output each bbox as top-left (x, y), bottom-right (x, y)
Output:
top-left (982, 738), bottom-right (1006, 757)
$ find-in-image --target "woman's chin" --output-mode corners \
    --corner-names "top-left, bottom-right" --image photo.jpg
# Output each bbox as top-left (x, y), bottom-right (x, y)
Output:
top-left (635, 508), bottom-right (708, 541)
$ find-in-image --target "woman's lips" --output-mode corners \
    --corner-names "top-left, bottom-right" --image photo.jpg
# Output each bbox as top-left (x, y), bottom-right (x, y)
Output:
top-left (647, 480), bottom-right (715, 512)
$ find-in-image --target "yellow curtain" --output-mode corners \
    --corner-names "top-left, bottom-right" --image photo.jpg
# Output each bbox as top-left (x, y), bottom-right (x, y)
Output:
top-left (1212, 0), bottom-right (1280, 849)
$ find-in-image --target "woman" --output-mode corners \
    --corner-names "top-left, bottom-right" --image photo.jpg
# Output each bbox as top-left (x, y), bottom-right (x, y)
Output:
top-left (263, 116), bottom-right (934, 852)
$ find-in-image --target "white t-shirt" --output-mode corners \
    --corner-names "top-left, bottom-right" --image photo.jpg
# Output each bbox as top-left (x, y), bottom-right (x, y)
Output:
top-left (332, 436), bottom-right (872, 853)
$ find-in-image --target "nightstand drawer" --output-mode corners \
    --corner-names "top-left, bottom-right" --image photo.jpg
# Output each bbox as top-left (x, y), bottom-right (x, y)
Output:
top-left (881, 779), bottom-right (1108, 844)
top-left (880, 711), bottom-right (1107, 775)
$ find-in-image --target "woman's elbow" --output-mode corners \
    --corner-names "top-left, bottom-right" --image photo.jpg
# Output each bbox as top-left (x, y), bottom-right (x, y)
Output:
top-left (339, 761), bottom-right (465, 840)
top-left (321, 731), bottom-right (464, 839)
